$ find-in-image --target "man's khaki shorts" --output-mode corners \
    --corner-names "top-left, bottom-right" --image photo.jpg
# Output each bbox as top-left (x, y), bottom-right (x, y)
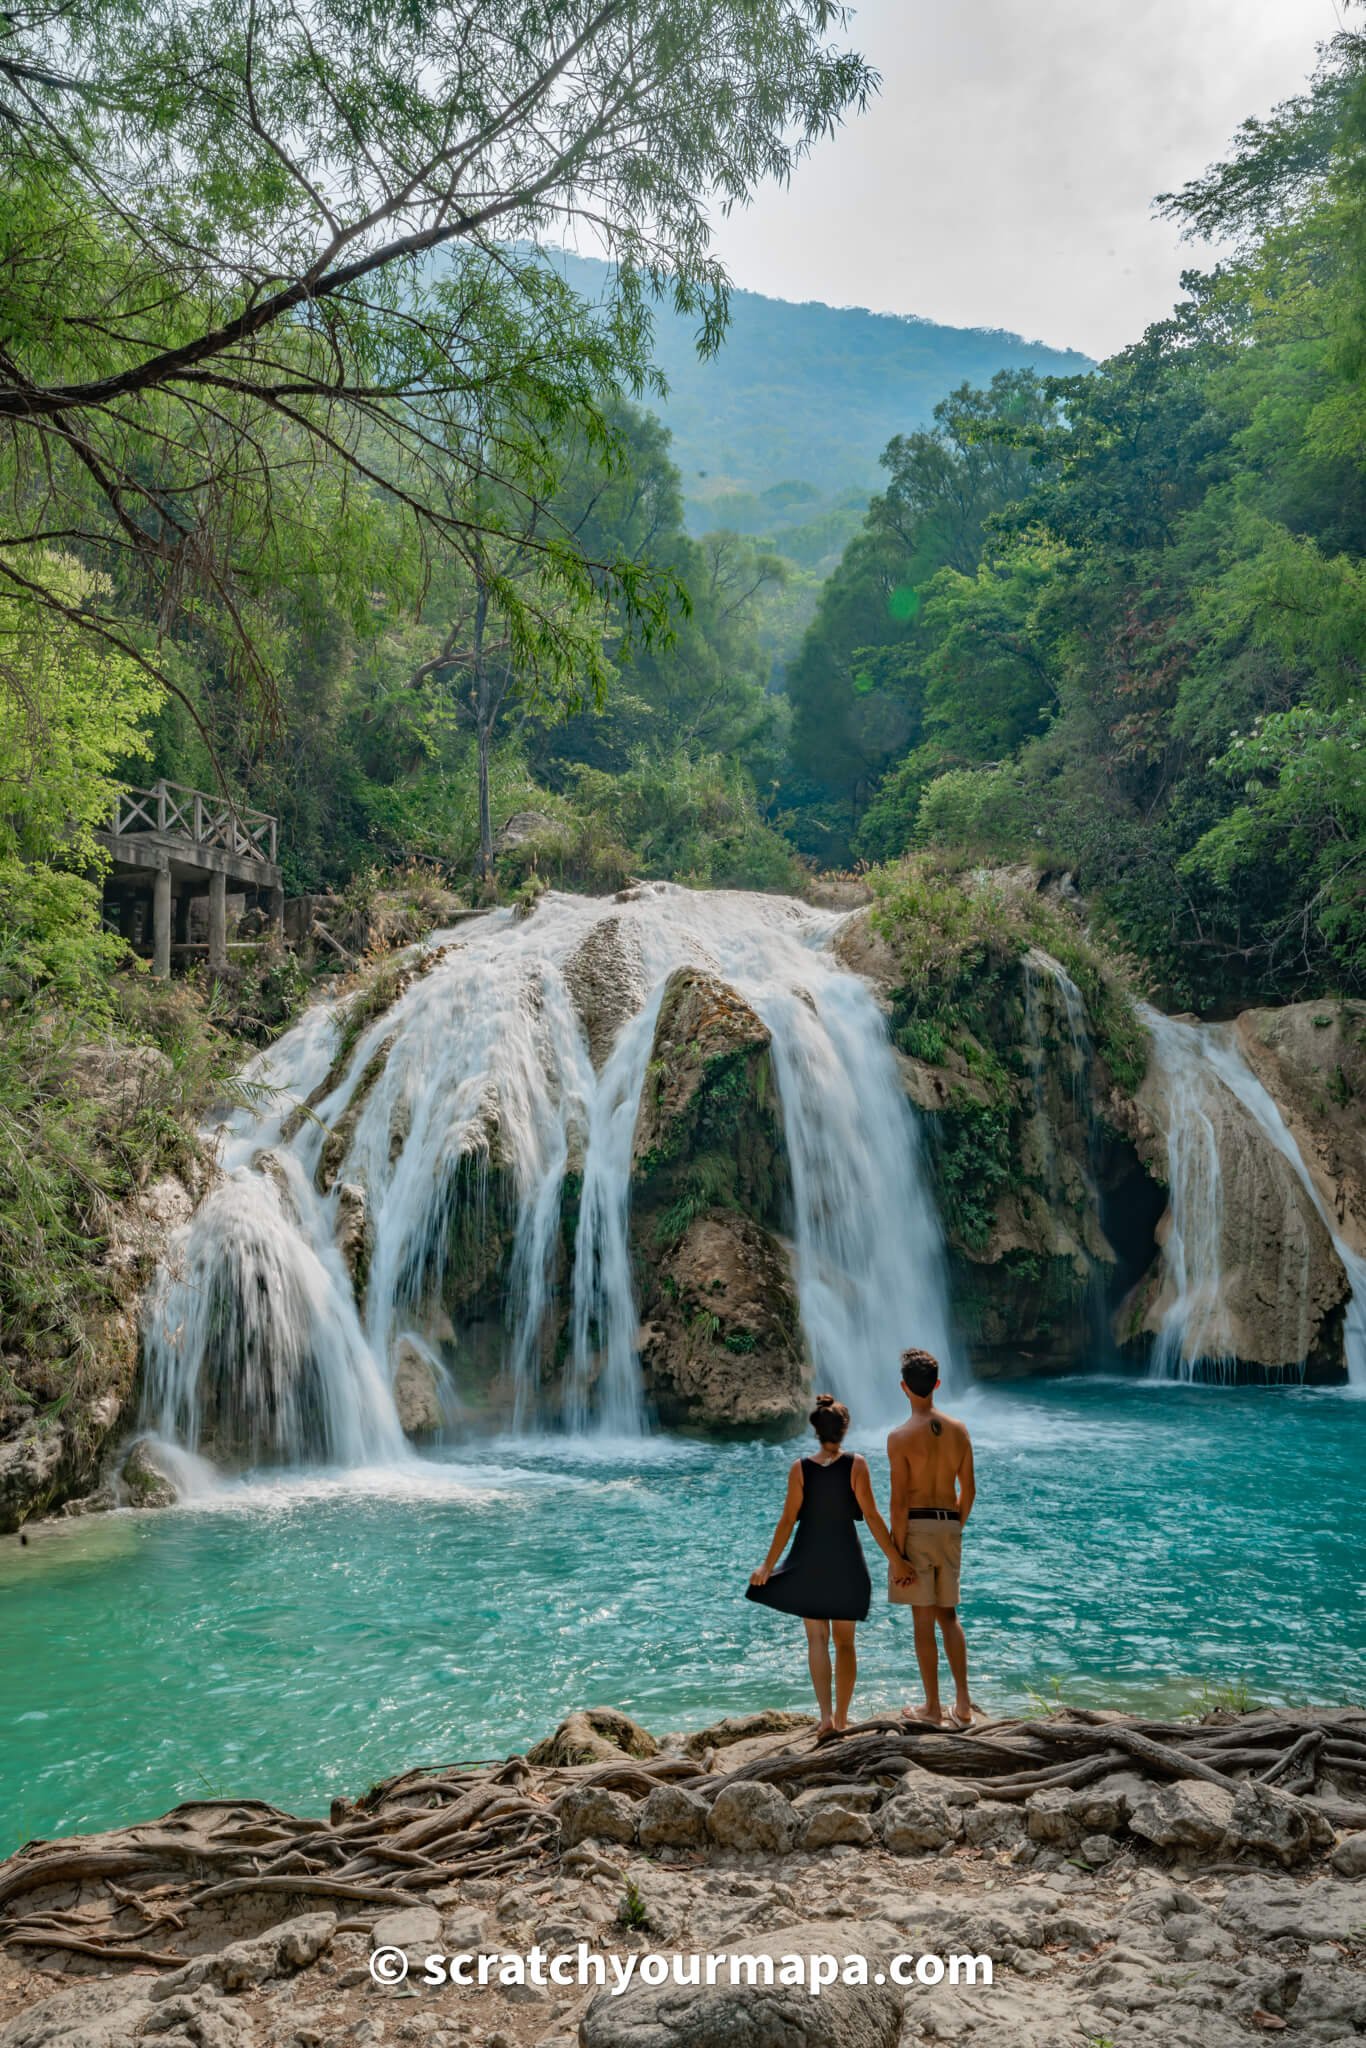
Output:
top-left (888, 1520), bottom-right (962, 1608)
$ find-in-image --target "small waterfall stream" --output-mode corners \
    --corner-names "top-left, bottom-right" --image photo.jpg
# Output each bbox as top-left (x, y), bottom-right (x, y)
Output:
top-left (1141, 1006), bottom-right (1365, 1389)
top-left (141, 887), bottom-right (959, 1475)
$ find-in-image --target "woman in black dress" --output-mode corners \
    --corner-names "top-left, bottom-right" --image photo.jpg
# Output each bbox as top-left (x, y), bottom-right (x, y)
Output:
top-left (747, 1394), bottom-right (912, 1733)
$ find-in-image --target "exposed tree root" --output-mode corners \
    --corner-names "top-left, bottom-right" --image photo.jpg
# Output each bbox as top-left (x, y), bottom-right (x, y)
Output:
top-left (2, 1704), bottom-right (1361, 1974)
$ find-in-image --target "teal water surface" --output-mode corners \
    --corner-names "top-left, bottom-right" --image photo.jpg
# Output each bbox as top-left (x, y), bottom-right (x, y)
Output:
top-left (3, 1379), bottom-right (1364, 1846)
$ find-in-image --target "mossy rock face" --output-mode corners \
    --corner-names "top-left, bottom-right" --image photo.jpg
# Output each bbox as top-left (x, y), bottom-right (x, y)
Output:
top-left (627, 969), bottom-right (805, 1430)
top-left (638, 1210), bottom-right (807, 1433)
top-left (631, 968), bottom-right (790, 1242)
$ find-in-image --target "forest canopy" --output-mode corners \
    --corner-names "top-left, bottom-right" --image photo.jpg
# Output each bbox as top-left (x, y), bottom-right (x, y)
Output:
top-left (784, 28), bottom-right (1366, 1010)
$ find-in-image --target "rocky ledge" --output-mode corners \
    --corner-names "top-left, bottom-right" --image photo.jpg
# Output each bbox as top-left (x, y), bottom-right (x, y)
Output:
top-left (2, 1705), bottom-right (1364, 2048)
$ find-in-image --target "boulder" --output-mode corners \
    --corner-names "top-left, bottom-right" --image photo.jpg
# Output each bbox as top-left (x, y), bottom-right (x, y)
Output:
top-left (1329, 1830), bottom-right (1366, 1878)
top-left (637, 1784), bottom-right (710, 1850)
top-left (527, 1708), bottom-right (658, 1767)
top-left (578, 1919), bottom-right (902, 2048)
top-left (877, 1782), bottom-right (962, 1854)
top-left (1226, 1780), bottom-right (1330, 1867)
top-left (562, 914), bottom-right (648, 1069)
top-left (494, 809), bottom-right (556, 851)
top-left (706, 1781), bottom-right (798, 1856)
top-left (1127, 1779), bottom-right (1235, 1857)
top-left (1025, 1779), bottom-right (1132, 1846)
top-left (392, 1339), bottom-right (446, 1436)
top-left (962, 1800), bottom-right (1027, 1849)
top-left (369, 1905), bottom-right (442, 1955)
top-left (116, 1437), bottom-right (178, 1510)
top-left (556, 1785), bottom-right (639, 1848)
top-left (797, 1798), bottom-right (874, 1849)
top-left (680, 1711), bottom-right (812, 1758)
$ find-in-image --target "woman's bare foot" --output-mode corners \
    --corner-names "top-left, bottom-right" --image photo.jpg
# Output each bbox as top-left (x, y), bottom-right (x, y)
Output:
top-left (813, 1716), bottom-right (836, 1738)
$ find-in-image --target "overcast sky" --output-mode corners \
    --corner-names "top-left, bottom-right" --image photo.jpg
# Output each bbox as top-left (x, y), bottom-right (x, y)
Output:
top-left (706, 0), bottom-right (1339, 360)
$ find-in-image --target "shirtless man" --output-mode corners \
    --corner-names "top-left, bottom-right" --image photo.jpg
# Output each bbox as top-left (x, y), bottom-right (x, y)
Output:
top-left (886, 1346), bottom-right (976, 1729)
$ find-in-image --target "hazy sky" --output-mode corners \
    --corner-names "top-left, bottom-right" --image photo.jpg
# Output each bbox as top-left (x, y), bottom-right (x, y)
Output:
top-left (706, 0), bottom-right (1338, 360)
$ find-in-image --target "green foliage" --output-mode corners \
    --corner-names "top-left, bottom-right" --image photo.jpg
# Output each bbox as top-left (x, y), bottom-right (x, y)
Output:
top-left (0, 559), bottom-right (163, 1004)
top-left (785, 32), bottom-right (1366, 1011)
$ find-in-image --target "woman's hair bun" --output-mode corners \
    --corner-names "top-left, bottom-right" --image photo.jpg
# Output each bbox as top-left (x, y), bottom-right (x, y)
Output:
top-left (809, 1392), bottom-right (851, 1442)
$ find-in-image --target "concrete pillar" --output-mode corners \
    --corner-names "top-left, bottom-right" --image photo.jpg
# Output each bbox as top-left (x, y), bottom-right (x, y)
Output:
top-left (174, 890), bottom-right (191, 950)
top-left (268, 884), bottom-right (285, 940)
top-left (152, 863), bottom-right (172, 978)
top-left (208, 870), bottom-right (228, 973)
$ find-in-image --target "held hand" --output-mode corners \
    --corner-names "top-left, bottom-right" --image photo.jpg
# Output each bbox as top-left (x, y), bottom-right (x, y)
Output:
top-left (750, 1565), bottom-right (772, 1587)
top-left (892, 1555), bottom-right (917, 1588)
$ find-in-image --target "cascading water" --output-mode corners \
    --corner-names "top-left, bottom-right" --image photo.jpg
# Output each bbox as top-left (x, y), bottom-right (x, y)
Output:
top-left (1140, 1005), bottom-right (1365, 1390)
top-left (141, 886), bottom-right (960, 1479)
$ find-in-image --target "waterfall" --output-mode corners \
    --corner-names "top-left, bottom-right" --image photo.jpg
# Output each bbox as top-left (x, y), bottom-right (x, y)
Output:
top-left (140, 886), bottom-right (960, 1474)
top-left (1140, 1005), bottom-right (1364, 1389)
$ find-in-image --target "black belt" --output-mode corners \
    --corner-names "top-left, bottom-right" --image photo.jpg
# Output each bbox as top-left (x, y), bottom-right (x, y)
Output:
top-left (905, 1508), bottom-right (959, 1522)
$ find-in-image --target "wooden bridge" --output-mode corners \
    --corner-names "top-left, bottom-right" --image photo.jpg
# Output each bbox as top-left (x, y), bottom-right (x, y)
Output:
top-left (98, 779), bottom-right (283, 976)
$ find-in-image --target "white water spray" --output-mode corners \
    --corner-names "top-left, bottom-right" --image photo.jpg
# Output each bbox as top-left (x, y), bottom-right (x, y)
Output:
top-left (141, 887), bottom-right (961, 1475)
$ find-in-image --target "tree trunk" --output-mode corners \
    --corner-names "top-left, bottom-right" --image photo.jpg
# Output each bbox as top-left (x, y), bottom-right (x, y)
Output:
top-left (473, 580), bottom-right (493, 883)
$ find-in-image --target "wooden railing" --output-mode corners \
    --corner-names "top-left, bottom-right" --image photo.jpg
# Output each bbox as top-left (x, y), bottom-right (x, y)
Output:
top-left (109, 780), bottom-right (278, 865)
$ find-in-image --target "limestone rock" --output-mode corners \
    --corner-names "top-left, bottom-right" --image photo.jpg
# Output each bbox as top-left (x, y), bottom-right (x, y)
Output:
top-left (1219, 1875), bottom-right (1366, 1946)
top-left (680, 1711), bottom-right (812, 1757)
top-left (797, 1798), bottom-right (874, 1849)
top-left (527, 1708), bottom-right (658, 1767)
top-left (562, 915), bottom-right (648, 1069)
top-left (1329, 1830), bottom-right (1366, 1878)
top-left (637, 1784), bottom-right (709, 1850)
top-left (392, 1340), bottom-right (446, 1436)
top-left (335, 1181), bottom-right (371, 1301)
top-left (150, 1912), bottom-right (335, 1997)
top-left (1127, 1026), bottom-right (1349, 1379)
top-left (877, 1783), bottom-right (962, 1853)
top-left (1226, 1780), bottom-right (1330, 1866)
top-left (578, 1918), bottom-right (902, 2048)
top-left (493, 809), bottom-right (555, 851)
top-left (1127, 1779), bottom-right (1235, 1856)
top-left (706, 1781), bottom-right (797, 1856)
top-left (1236, 999), bottom-right (1366, 1258)
top-left (556, 1785), bottom-right (639, 1848)
top-left (638, 1212), bottom-right (807, 1432)
top-left (631, 969), bottom-right (775, 1172)
top-left (369, 1905), bottom-right (443, 1954)
top-left (831, 907), bottom-right (899, 992)
top-left (117, 1437), bottom-right (178, 1510)
top-left (962, 1800), bottom-right (1027, 1848)
top-left (0, 1981), bottom-right (155, 2048)
top-left (1025, 1779), bottom-right (1132, 1846)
